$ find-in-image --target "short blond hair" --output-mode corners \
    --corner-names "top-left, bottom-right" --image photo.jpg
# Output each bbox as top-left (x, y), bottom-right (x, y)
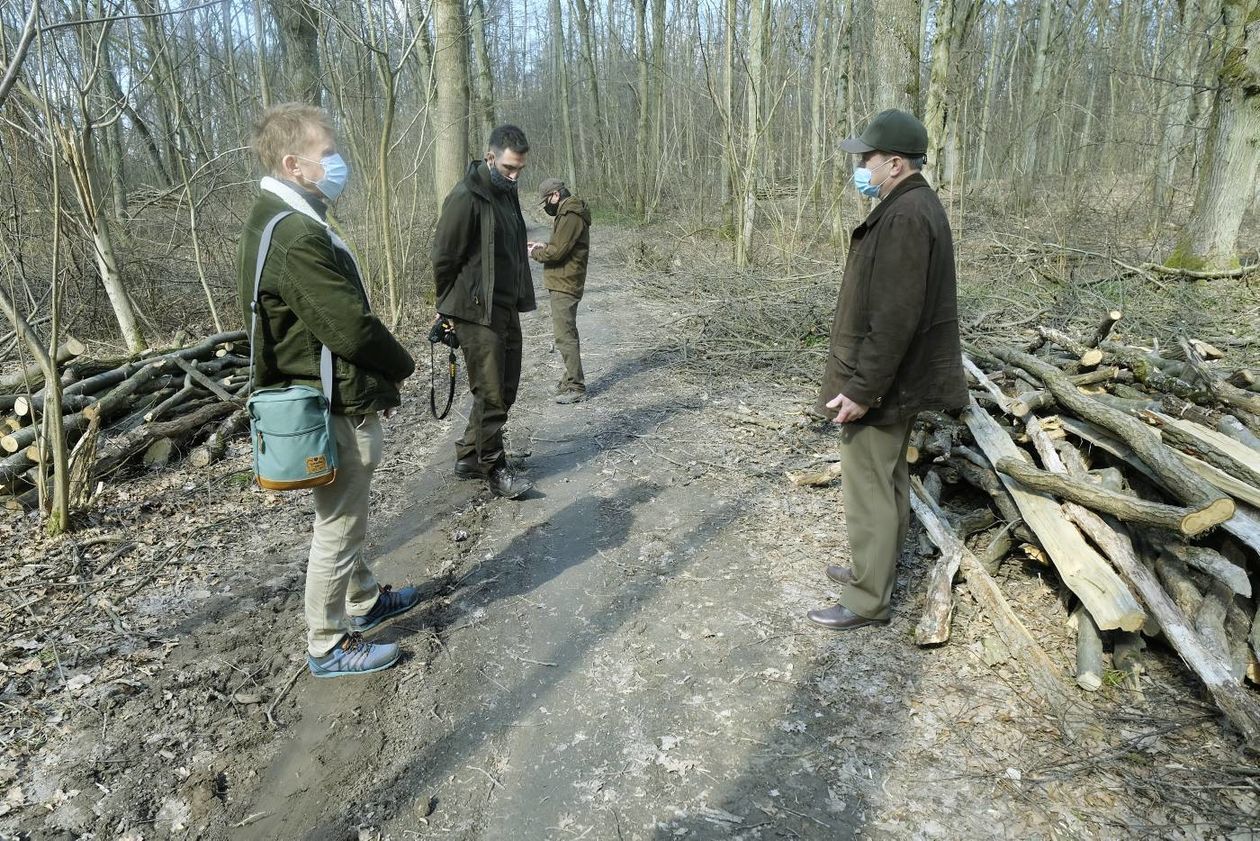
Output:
top-left (251, 103), bottom-right (333, 175)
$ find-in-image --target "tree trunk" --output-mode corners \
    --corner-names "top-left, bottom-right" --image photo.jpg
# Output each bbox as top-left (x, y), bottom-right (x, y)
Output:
top-left (872, 0), bottom-right (921, 110)
top-left (633, 0), bottom-right (650, 216)
top-left (736, 0), bottom-right (768, 268)
top-left (433, 0), bottom-right (471, 205)
top-left (470, 0), bottom-right (496, 146)
top-left (268, 0), bottom-right (322, 105)
top-left (551, 0), bottom-right (579, 189)
top-left (1168, 1), bottom-right (1260, 272)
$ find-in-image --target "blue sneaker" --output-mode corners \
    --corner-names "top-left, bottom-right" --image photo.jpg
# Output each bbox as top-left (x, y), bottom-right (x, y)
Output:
top-left (307, 633), bottom-right (400, 678)
top-left (349, 584), bottom-right (421, 633)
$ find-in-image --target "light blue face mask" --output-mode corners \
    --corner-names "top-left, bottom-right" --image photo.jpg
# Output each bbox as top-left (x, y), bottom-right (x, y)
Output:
top-left (853, 158), bottom-right (894, 198)
top-left (301, 153), bottom-right (350, 200)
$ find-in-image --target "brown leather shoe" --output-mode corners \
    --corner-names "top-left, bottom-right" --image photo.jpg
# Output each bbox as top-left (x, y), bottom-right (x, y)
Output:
top-left (825, 565), bottom-right (854, 586)
top-left (806, 604), bottom-right (890, 631)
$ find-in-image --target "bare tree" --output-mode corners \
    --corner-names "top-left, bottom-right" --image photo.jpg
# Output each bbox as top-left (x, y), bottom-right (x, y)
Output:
top-left (1168, 0), bottom-right (1260, 271)
top-left (433, 0), bottom-right (470, 204)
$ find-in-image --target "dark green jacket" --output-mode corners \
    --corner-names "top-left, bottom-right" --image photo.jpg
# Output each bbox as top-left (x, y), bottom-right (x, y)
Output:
top-left (532, 196), bottom-right (592, 297)
top-left (432, 161), bottom-right (536, 324)
top-left (237, 190), bottom-right (415, 415)
top-left (815, 173), bottom-right (967, 425)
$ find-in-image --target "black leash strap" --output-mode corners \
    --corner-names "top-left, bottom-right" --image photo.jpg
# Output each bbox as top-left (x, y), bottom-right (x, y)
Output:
top-left (430, 343), bottom-right (457, 419)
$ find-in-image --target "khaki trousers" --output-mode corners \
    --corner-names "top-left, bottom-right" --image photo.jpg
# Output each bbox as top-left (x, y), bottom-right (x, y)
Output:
top-left (305, 413), bottom-right (383, 656)
top-left (549, 290), bottom-right (585, 392)
top-left (452, 308), bottom-right (522, 470)
top-left (836, 415), bottom-right (915, 621)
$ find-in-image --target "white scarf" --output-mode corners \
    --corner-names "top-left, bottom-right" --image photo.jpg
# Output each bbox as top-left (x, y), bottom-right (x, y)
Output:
top-left (259, 176), bottom-right (367, 300)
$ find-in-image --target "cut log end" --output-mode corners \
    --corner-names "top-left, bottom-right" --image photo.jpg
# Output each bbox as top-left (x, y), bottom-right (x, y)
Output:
top-left (1182, 498), bottom-right (1238, 537)
top-left (1079, 348), bottom-right (1104, 369)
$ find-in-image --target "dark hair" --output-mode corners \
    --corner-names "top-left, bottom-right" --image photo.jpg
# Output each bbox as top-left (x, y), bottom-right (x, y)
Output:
top-left (558, 187), bottom-right (571, 200)
top-left (904, 154), bottom-right (926, 171)
top-left (488, 124), bottom-right (530, 155)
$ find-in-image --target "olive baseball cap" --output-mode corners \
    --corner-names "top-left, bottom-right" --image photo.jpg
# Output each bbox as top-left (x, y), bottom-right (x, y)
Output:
top-left (538, 178), bottom-right (566, 200)
top-left (840, 109), bottom-right (928, 156)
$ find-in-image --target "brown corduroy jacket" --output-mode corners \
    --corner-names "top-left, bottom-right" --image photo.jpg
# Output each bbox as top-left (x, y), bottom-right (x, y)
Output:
top-left (815, 173), bottom-right (967, 426)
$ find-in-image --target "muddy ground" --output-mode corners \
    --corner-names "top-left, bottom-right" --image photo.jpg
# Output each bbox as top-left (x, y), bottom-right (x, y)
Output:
top-left (2, 224), bottom-right (1258, 840)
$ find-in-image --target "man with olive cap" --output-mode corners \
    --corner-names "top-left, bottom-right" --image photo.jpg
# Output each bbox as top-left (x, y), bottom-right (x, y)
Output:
top-left (807, 109), bottom-right (967, 631)
top-left (528, 178), bottom-right (592, 404)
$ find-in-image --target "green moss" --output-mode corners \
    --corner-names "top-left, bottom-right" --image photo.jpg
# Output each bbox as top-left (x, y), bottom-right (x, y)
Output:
top-left (1163, 245), bottom-right (1212, 272)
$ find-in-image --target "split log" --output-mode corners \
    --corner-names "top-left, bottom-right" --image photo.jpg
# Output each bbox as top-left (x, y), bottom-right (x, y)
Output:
top-left (911, 478), bottom-right (1079, 713)
top-left (964, 355), bottom-right (1029, 417)
top-left (994, 457), bottom-right (1226, 536)
top-left (1063, 504), bottom-right (1260, 748)
top-left (189, 409), bottom-right (249, 468)
top-left (965, 400), bottom-right (1146, 632)
top-left (1073, 606), bottom-right (1104, 692)
top-left (993, 347), bottom-right (1235, 530)
top-left (1217, 415), bottom-right (1260, 451)
top-left (1059, 416), bottom-right (1260, 551)
top-left (1088, 310), bottom-right (1123, 348)
top-left (0, 337), bottom-right (86, 392)
top-left (1145, 411), bottom-right (1260, 490)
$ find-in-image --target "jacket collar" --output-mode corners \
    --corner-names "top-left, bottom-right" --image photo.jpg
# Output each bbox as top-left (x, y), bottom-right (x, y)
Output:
top-left (464, 160), bottom-right (493, 200)
top-left (859, 172), bottom-right (930, 230)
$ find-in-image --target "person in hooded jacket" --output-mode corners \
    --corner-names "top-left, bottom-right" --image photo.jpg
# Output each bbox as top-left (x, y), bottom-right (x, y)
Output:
top-left (528, 179), bottom-right (592, 403)
top-left (432, 124), bottom-right (537, 499)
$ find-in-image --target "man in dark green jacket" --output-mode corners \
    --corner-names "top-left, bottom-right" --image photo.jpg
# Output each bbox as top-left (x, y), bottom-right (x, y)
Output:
top-left (432, 124), bottom-right (536, 499)
top-left (529, 178), bottom-right (591, 403)
top-left (239, 103), bottom-right (419, 678)
top-left (807, 109), bottom-right (968, 632)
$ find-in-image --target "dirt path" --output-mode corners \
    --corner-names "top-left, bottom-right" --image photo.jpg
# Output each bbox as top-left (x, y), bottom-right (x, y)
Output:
top-left (6, 224), bottom-right (1255, 840)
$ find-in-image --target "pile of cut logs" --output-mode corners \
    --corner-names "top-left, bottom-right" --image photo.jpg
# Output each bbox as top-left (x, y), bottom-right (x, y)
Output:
top-left (908, 310), bottom-right (1260, 746)
top-left (0, 331), bottom-right (251, 508)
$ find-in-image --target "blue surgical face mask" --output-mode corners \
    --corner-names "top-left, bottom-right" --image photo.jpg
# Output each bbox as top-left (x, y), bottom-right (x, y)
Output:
top-left (300, 153), bottom-right (350, 200)
top-left (853, 157), bottom-right (894, 198)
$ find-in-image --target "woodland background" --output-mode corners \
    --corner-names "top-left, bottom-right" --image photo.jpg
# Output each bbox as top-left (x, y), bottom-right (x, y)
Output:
top-left (2, 0), bottom-right (1257, 348)
top-left (0, 0), bottom-right (1258, 530)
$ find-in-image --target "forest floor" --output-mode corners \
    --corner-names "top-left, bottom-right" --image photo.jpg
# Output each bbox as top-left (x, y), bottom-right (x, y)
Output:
top-left (2, 222), bottom-right (1259, 841)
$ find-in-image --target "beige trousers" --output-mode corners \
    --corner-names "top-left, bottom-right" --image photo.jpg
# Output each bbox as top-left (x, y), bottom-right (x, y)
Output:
top-left (305, 413), bottom-right (384, 656)
top-left (836, 416), bottom-right (915, 621)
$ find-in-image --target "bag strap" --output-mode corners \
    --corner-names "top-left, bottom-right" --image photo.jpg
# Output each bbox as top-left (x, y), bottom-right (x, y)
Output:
top-left (249, 211), bottom-right (334, 402)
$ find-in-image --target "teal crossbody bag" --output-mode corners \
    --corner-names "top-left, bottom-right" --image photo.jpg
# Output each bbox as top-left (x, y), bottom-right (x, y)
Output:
top-left (246, 212), bottom-right (339, 490)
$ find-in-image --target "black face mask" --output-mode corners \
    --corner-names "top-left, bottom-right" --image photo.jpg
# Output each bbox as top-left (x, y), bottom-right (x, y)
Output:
top-left (544, 200), bottom-right (558, 217)
top-left (486, 159), bottom-right (517, 193)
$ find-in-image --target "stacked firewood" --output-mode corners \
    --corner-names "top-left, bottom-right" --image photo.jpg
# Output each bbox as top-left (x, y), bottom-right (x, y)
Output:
top-left (0, 332), bottom-right (251, 508)
top-left (910, 311), bottom-right (1260, 746)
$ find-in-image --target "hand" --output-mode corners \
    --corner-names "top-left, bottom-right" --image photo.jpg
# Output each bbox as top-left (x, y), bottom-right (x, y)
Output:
top-left (825, 393), bottom-right (869, 424)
